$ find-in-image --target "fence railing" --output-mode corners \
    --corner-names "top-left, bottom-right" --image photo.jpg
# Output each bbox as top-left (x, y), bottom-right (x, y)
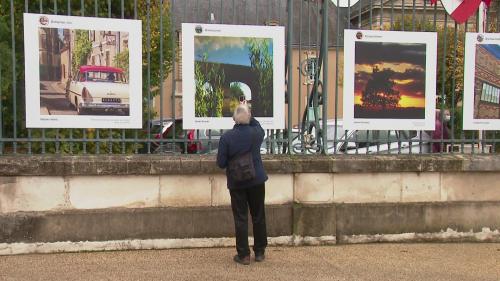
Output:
top-left (0, 0), bottom-right (498, 155)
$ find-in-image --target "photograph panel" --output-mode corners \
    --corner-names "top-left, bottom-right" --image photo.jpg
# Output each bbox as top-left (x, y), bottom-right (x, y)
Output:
top-left (24, 13), bottom-right (142, 128)
top-left (463, 33), bottom-right (500, 130)
top-left (182, 23), bottom-right (285, 130)
top-left (194, 36), bottom-right (274, 118)
top-left (343, 30), bottom-right (437, 130)
top-left (39, 27), bottom-right (130, 116)
top-left (354, 41), bottom-right (426, 119)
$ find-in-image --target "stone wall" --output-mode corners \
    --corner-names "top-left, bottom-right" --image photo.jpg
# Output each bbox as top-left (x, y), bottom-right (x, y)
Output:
top-left (0, 155), bottom-right (499, 254)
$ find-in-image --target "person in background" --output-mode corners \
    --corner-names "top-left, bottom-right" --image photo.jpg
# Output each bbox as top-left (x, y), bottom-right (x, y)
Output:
top-left (432, 109), bottom-right (451, 153)
top-left (216, 103), bottom-right (268, 265)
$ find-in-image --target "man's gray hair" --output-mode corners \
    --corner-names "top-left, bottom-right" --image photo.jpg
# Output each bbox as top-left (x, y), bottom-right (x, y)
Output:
top-left (233, 104), bottom-right (251, 125)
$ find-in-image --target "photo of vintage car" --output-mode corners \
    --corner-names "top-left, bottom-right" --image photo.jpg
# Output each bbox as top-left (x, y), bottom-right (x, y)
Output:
top-left (66, 66), bottom-right (130, 115)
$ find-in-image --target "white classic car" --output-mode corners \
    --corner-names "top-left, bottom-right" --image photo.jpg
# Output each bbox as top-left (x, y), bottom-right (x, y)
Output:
top-left (66, 65), bottom-right (129, 115)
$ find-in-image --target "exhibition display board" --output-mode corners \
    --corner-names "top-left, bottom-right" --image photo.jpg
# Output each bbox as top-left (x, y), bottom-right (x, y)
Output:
top-left (343, 29), bottom-right (437, 130)
top-left (463, 32), bottom-right (500, 130)
top-left (24, 13), bottom-right (142, 128)
top-left (182, 23), bottom-right (285, 129)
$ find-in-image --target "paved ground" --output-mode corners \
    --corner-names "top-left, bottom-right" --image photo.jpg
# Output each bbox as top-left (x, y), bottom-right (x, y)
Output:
top-left (0, 243), bottom-right (499, 281)
top-left (40, 81), bottom-right (77, 116)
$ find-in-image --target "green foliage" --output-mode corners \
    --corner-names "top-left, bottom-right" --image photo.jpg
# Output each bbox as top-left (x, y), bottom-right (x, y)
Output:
top-left (437, 26), bottom-right (465, 110)
top-left (229, 82), bottom-right (244, 99)
top-left (114, 49), bottom-right (129, 80)
top-left (138, 0), bottom-right (173, 89)
top-left (0, 15), bottom-right (13, 110)
top-left (246, 38), bottom-right (273, 116)
top-left (0, 0), bottom-right (175, 154)
top-left (71, 30), bottom-right (92, 75)
top-left (194, 54), bottom-right (224, 117)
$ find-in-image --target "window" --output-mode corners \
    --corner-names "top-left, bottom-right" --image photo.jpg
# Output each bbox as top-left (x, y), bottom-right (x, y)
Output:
top-left (481, 83), bottom-right (487, 101)
top-left (481, 83), bottom-right (500, 104)
top-left (84, 71), bottom-right (126, 83)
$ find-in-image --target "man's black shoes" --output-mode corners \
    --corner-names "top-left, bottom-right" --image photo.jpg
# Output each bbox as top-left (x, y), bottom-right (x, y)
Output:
top-left (255, 253), bottom-right (265, 262)
top-left (233, 255), bottom-right (250, 265)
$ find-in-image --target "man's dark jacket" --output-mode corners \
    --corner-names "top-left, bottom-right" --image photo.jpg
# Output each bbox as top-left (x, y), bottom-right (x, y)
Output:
top-left (216, 117), bottom-right (268, 189)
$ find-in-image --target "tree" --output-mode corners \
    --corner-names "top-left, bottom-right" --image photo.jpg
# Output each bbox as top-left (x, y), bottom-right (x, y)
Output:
top-left (114, 49), bottom-right (129, 80)
top-left (194, 54), bottom-right (225, 118)
top-left (229, 82), bottom-right (244, 99)
top-left (71, 30), bottom-right (92, 75)
top-left (246, 38), bottom-right (273, 117)
top-left (361, 66), bottom-right (400, 109)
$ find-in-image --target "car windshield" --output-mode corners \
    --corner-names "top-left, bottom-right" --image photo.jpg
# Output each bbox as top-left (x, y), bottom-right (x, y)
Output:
top-left (80, 71), bottom-right (127, 83)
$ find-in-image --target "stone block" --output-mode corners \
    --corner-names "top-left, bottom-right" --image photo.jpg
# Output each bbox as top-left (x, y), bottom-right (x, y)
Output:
top-left (265, 174), bottom-right (293, 205)
top-left (441, 172), bottom-right (500, 201)
top-left (293, 204), bottom-right (336, 236)
top-left (294, 173), bottom-right (333, 203)
top-left (0, 177), bottom-right (67, 213)
top-left (160, 175), bottom-right (211, 207)
top-left (401, 172), bottom-right (441, 202)
top-left (334, 173), bottom-right (401, 203)
top-left (267, 205), bottom-right (293, 237)
top-left (210, 175), bottom-right (231, 206)
top-left (192, 207), bottom-right (234, 238)
top-left (69, 176), bottom-right (159, 209)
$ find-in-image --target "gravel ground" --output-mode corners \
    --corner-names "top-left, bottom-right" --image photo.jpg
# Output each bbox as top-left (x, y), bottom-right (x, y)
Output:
top-left (0, 243), bottom-right (499, 281)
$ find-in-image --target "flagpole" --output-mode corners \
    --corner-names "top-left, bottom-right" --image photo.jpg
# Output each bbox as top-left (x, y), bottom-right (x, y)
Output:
top-left (478, 2), bottom-right (486, 33)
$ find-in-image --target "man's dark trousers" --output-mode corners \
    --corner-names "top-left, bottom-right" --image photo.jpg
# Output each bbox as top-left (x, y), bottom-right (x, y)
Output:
top-left (229, 183), bottom-right (267, 258)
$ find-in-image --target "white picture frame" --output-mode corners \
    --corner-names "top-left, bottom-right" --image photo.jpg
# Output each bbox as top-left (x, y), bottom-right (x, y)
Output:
top-left (463, 32), bottom-right (500, 130)
top-left (343, 29), bottom-right (437, 130)
top-left (182, 23), bottom-right (285, 129)
top-left (23, 13), bottom-right (142, 128)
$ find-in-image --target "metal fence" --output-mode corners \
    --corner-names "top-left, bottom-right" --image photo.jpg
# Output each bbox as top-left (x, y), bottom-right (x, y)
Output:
top-left (0, 0), bottom-right (498, 155)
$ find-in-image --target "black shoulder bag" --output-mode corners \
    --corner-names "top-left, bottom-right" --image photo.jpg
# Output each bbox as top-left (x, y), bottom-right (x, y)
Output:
top-left (228, 129), bottom-right (257, 182)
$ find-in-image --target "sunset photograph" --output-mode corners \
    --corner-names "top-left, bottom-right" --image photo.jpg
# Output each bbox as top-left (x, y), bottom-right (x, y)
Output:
top-left (353, 41), bottom-right (426, 119)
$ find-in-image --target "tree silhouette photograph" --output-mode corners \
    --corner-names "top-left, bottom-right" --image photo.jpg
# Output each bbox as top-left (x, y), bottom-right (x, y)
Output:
top-left (194, 36), bottom-right (273, 118)
top-left (354, 42), bottom-right (426, 119)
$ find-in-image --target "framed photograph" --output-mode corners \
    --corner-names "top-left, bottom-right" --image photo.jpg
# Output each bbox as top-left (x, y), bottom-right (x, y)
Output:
top-left (343, 30), bottom-right (437, 130)
top-left (463, 33), bottom-right (500, 130)
top-left (182, 23), bottom-right (285, 129)
top-left (23, 13), bottom-right (142, 128)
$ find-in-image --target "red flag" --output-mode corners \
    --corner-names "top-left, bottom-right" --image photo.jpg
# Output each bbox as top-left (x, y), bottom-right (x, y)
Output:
top-left (451, 0), bottom-right (482, 23)
top-left (429, 0), bottom-right (492, 24)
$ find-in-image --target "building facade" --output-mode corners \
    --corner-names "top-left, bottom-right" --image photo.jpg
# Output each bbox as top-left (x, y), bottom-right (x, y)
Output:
top-left (38, 27), bottom-right (62, 81)
top-left (474, 44), bottom-right (500, 119)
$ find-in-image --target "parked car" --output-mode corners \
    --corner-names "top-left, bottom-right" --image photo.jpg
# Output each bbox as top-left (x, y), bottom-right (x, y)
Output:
top-left (288, 120), bottom-right (431, 154)
top-left (66, 65), bottom-right (129, 115)
top-left (142, 118), bottom-right (200, 154)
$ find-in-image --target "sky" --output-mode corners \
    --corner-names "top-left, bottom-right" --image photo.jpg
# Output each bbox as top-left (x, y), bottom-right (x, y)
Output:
top-left (57, 28), bottom-right (65, 41)
top-left (354, 42), bottom-right (427, 108)
top-left (480, 44), bottom-right (500, 60)
top-left (194, 36), bottom-right (273, 66)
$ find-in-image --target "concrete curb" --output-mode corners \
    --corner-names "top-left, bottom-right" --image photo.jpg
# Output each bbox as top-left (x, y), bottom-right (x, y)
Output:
top-left (1, 228), bottom-right (499, 256)
top-left (0, 235), bottom-right (336, 256)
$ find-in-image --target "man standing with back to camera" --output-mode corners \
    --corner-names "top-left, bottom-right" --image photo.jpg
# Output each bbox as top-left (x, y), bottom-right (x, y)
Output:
top-left (216, 103), bottom-right (268, 265)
